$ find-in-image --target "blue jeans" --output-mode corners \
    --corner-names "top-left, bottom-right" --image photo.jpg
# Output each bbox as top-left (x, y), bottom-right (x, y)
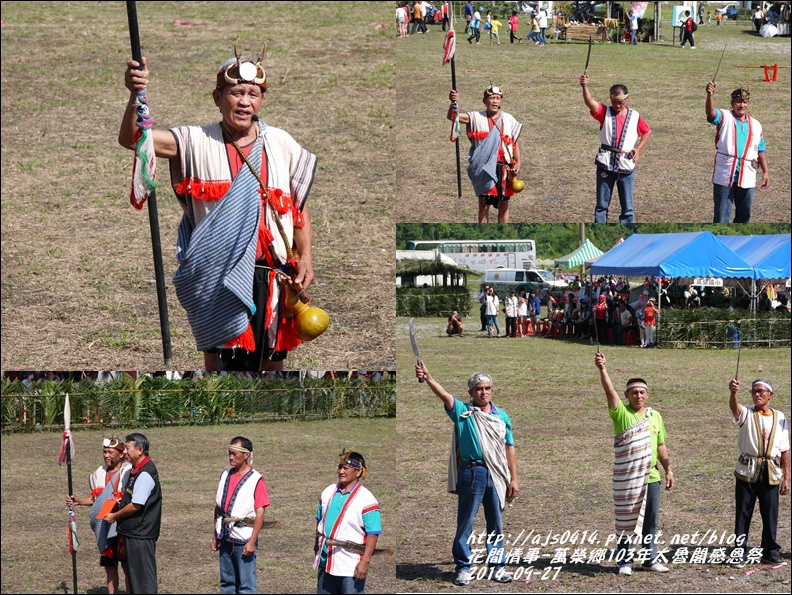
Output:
top-left (453, 463), bottom-right (505, 574)
top-left (595, 167), bottom-right (635, 223)
top-left (316, 567), bottom-right (366, 594)
top-left (630, 29), bottom-right (637, 44)
top-left (486, 314), bottom-right (500, 336)
top-left (617, 481), bottom-right (661, 567)
top-left (219, 539), bottom-right (257, 594)
top-left (713, 183), bottom-right (754, 223)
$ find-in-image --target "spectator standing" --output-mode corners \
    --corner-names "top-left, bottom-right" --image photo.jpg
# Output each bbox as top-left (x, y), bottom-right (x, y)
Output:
top-left (464, 1), bottom-right (474, 33)
top-left (628, 10), bottom-right (639, 44)
top-left (411, 2), bottom-right (427, 35)
top-left (528, 291), bottom-right (541, 337)
top-left (485, 288), bottom-right (500, 337)
top-left (753, 5), bottom-right (765, 33)
top-left (396, 3), bottom-right (409, 38)
top-left (441, 1), bottom-right (450, 31)
top-left (537, 6), bottom-right (548, 46)
top-left (504, 290), bottom-right (518, 337)
top-left (642, 298), bottom-right (658, 347)
top-left (517, 289), bottom-right (528, 337)
top-left (105, 433), bottom-right (162, 595)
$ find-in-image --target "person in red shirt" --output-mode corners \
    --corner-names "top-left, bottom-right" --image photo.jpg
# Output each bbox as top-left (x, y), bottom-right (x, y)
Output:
top-left (679, 10), bottom-right (696, 48)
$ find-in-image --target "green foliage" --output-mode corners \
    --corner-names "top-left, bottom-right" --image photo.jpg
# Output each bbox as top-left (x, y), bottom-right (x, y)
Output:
top-left (658, 308), bottom-right (790, 348)
top-left (0, 376), bottom-right (395, 431)
top-left (396, 286), bottom-right (472, 317)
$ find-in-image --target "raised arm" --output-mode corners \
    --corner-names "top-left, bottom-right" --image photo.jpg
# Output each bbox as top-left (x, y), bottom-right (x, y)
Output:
top-left (595, 352), bottom-right (620, 411)
top-left (119, 57), bottom-right (178, 159)
top-left (705, 81), bottom-right (718, 121)
top-left (728, 378), bottom-right (743, 420)
top-left (416, 361), bottom-right (455, 410)
top-left (579, 74), bottom-right (600, 114)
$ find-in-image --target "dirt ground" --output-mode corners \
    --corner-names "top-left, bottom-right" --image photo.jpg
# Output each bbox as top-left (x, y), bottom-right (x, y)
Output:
top-left (394, 15), bottom-right (791, 223)
top-left (1, 1), bottom-right (395, 372)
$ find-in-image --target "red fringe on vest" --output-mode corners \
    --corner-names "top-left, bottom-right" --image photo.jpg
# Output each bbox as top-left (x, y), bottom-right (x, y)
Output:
top-left (172, 179), bottom-right (231, 201)
top-left (222, 322), bottom-right (257, 352)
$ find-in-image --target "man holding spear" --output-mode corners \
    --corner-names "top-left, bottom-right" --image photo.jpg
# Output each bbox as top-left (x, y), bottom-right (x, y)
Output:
top-left (447, 85), bottom-right (522, 223)
top-left (119, 40), bottom-right (318, 372)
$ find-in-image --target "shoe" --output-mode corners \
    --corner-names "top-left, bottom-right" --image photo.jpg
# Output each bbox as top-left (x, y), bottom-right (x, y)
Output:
top-left (761, 554), bottom-right (786, 565)
top-left (476, 41), bottom-right (480, 44)
top-left (645, 563), bottom-right (669, 572)
top-left (618, 565), bottom-right (632, 576)
top-left (455, 570), bottom-right (472, 586)
top-left (491, 570), bottom-right (513, 583)
top-left (731, 559), bottom-right (746, 568)
top-left (691, 46), bottom-right (696, 49)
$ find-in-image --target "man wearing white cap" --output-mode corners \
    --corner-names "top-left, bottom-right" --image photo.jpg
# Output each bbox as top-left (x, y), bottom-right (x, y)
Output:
top-left (728, 378), bottom-right (790, 565)
top-left (594, 353), bottom-right (674, 576)
top-left (415, 363), bottom-right (519, 586)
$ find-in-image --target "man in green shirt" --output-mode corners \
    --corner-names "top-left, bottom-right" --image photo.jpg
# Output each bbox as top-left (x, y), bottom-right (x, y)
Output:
top-left (595, 352), bottom-right (674, 576)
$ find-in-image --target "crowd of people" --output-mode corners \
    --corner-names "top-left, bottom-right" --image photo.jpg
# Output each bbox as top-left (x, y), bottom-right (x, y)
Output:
top-left (443, 275), bottom-right (790, 346)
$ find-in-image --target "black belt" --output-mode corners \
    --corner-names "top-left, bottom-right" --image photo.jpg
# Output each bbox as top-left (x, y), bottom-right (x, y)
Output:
top-left (463, 461), bottom-right (486, 467)
top-left (600, 144), bottom-right (621, 153)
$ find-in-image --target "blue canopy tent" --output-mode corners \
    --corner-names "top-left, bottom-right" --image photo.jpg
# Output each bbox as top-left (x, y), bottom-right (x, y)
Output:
top-left (589, 232), bottom-right (755, 279)
top-left (719, 234), bottom-right (791, 313)
top-left (590, 232), bottom-right (756, 341)
top-left (718, 234), bottom-right (791, 281)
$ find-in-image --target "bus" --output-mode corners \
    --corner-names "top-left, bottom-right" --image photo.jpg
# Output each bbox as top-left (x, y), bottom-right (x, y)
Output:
top-left (405, 239), bottom-right (537, 273)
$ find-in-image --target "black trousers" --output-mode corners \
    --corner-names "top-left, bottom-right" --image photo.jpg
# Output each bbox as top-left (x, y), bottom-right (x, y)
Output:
top-left (124, 536), bottom-right (158, 594)
top-left (735, 462), bottom-right (781, 559)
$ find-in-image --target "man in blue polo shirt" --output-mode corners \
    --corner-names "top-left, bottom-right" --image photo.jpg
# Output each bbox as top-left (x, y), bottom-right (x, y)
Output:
top-left (705, 82), bottom-right (770, 223)
top-left (416, 363), bottom-right (519, 587)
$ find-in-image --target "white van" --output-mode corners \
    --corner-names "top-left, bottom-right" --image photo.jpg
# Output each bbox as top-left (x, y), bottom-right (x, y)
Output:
top-left (482, 268), bottom-right (563, 301)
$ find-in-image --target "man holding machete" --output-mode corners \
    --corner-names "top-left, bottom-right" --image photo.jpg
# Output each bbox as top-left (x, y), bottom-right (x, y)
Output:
top-left (120, 42), bottom-right (317, 372)
top-left (705, 82), bottom-right (770, 223)
top-left (415, 362), bottom-right (519, 586)
top-left (579, 70), bottom-right (652, 223)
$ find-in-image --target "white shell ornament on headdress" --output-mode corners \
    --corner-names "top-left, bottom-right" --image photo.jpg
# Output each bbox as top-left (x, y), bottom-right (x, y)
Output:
top-left (223, 39), bottom-right (267, 86)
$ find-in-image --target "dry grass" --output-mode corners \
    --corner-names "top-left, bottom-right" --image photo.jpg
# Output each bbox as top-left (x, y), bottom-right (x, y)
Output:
top-left (394, 11), bottom-right (791, 223)
top-left (0, 417), bottom-right (398, 594)
top-left (394, 317), bottom-right (791, 592)
top-left (1, 1), bottom-right (396, 371)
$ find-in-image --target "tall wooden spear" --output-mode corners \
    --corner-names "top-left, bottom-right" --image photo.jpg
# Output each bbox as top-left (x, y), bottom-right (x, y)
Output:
top-left (126, 0), bottom-right (173, 366)
top-left (443, 5), bottom-right (462, 198)
top-left (58, 394), bottom-right (79, 594)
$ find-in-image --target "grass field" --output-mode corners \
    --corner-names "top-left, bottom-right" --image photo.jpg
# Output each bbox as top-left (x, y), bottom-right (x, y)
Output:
top-left (0, 417), bottom-right (397, 594)
top-left (1, 1), bottom-right (395, 371)
top-left (395, 316), bottom-right (791, 592)
top-left (394, 4), bottom-right (791, 223)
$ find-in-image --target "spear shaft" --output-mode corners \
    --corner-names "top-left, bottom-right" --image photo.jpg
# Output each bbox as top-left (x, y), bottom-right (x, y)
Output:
top-left (126, 0), bottom-right (173, 366)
